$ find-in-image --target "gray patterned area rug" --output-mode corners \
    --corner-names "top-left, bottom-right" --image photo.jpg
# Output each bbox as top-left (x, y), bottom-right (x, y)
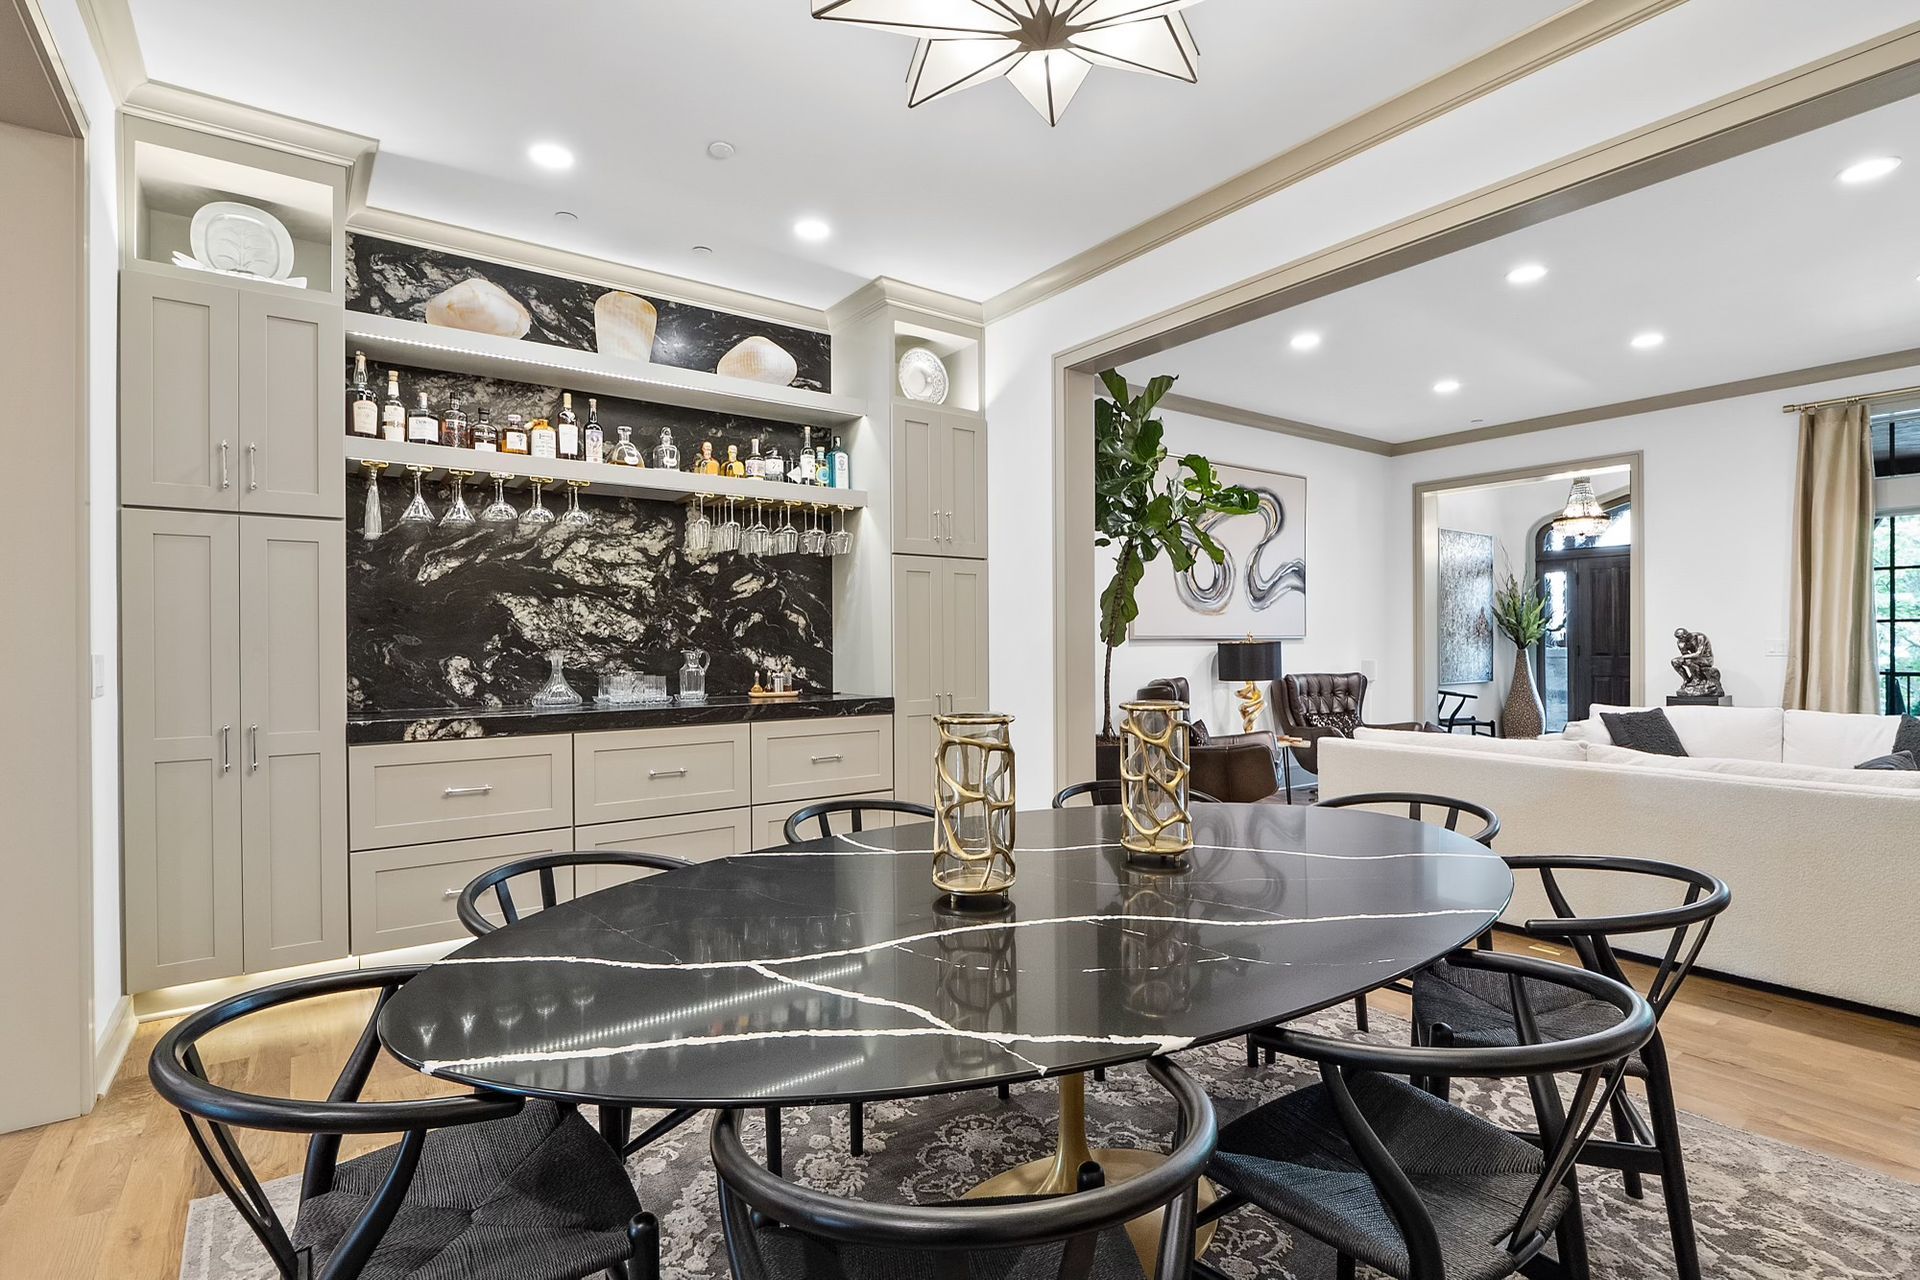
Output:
top-left (180, 1010), bottom-right (1918, 1280)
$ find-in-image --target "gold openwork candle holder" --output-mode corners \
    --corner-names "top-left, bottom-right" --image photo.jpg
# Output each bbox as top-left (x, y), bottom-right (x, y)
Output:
top-left (932, 713), bottom-right (1018, 905)
top-left (1118, 699), bottom-right (1194, 858)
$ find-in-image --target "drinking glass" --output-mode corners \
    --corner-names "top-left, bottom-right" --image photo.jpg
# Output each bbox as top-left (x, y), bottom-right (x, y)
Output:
top-left (522, 478), bottom-right (556, 527)
top-left (801, 505), bottom-right (827, 556)
top-left (828, 507), bottom-right (853, 556)
top-left (715, 497), bottom-right (743, 553)
top-left (744, 501), bottom-right (773, 556)
top-left (560, 480), bottom-right (593, 528)
top-left (772, 503), bottom-right (800, 555)
top-left (440, 470), bottom-right (476, 527)
top-left (685, 495), bottom-right (713, 556)
top-left (399, 465), bottom-right (435, 527)
top-left (361, 462), bottom-right (387, 541)
top-left (480, 473), bottom-right (518, 524)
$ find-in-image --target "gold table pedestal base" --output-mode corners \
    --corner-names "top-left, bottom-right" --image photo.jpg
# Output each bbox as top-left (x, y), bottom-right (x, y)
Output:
top-left (963, 1074), bottom-right (1217, 1272)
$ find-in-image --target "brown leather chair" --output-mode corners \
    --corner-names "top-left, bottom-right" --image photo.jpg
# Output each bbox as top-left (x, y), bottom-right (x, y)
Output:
top-left (1135, 677), bottom-right (1280, 803)
top-left (1277, 672), bottom-right (1425, 775)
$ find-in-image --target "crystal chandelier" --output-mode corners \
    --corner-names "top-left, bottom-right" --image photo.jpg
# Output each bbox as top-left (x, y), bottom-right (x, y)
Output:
top-left (1551, 477), bottom-right (1610, 542)
top-left (810, 1), bottom-right (1206, 126)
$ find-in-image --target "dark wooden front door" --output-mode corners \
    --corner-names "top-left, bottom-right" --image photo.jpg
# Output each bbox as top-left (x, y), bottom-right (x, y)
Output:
top-left (1565, 552), bottom-right (1632, 719)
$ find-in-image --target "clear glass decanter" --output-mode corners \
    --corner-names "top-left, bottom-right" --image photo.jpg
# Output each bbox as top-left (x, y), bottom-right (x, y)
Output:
top-left (531, 651), bottom-right (583, 708)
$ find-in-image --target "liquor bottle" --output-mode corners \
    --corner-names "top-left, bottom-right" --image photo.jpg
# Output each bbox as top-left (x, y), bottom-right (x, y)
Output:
top-left (763, 443), bottom-right (784, 485)
top-left (815, 444), bottom-right (830, 487)
top-left (407, 391), bottom-right (438, 445)
top-left (555, 392), bottom-right (582, 461)
top-left (584, 399), bottom-right (604, 464)
top-left (501, 413), bottom-right (530, 456)
top-left (529, 417), bottom-right (557, 459)
top-left (722, 444), bottom-right (746, 478)
top-left (380, 371), bottom-right (406, 442)
top-left (797, 427), bottom-right (816, 486)
top-left (650, 428), bottom-right (680, 471)
top-left (745, 437), bottom-right (764, 480)
top-left (439, 395), bottom-right (468, 449)
top-left (695, 441), bottom-right (720, 475)
top-left (472, 406), bottom-right (498, 452)
top-left (347, 352), bottom-right (378, 437)
top-left (830, 435), bottom-right (850, 489)
top-left (608, 425), bottom-right (642, 467)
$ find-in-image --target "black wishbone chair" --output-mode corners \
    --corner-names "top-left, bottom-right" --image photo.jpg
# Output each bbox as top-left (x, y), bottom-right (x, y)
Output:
top-left (1209, 950), bottom-right (1655, 1280)
top-left (1307, 791), bottom-right (1501, 1037)
top-left (1051, 780), bottom-right (1224, 807)
top-left (782, 797), bottom-right (935, 843)
top-left (456, 849), bottom-right (697, 1159)
top-left (148, 966), bottom-right (659, 1280)
top-left (712, 1057), bottom-right (1217, 1280)
top-left (1412, 856), bottom-right (1731, 1280)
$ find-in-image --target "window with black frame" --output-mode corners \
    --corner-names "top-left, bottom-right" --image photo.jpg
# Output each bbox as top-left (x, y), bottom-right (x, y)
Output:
top-left (1872, 410), bottom-right (1920, 714)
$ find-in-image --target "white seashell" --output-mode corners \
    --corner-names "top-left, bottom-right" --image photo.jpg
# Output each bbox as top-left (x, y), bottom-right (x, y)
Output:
top-left (423, 277), bottom-right (531, 339)
top-left (595, 291), bottom-right (658, 362)
top-left (717, 335), bottom-right (799, 386)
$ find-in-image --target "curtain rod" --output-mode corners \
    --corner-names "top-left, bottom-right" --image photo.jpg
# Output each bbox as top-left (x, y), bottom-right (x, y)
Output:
top-left (1781, 383), bottom-right (1920, 414)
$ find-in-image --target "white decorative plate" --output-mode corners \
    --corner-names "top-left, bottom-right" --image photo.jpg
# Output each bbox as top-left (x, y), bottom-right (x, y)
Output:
top-left (189, 201), bottom-right (295, 279)
top-left (897, 346), bottom-right (951, 404)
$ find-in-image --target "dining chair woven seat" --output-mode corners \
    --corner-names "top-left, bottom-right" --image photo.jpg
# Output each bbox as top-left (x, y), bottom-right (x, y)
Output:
top-left (1211, 1071), bottom-right (1571, 1280)
top-left (290, 1098), bottom-right (640, 1280)
top-left (1413, 958), bottom-right (1627, 1052)
top-left (737, 1216), bottom-right (1146, 1280)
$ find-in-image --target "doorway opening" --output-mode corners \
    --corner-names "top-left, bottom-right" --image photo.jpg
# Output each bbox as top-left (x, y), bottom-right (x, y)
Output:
top-left (1536, 493), bottom-right (1633, 730)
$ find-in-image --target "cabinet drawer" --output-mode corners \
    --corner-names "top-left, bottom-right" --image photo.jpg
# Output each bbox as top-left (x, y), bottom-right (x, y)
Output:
top-left (575, 724), bottom-right (749, 824)
top-left (572, 810), bottom-right (753, 894)
top-left (752, 791), bottom-right (902, 850)
top-left (751, 716), bottom-right (894, 805)
top-left (349, 829), bottom-right (573, 954)
top-left (349, 736), bottom-right (573, 851)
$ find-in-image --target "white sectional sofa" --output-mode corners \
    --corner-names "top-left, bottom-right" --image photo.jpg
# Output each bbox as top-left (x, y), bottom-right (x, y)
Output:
top-left (1317, 706), bottom-right (1920, 1016)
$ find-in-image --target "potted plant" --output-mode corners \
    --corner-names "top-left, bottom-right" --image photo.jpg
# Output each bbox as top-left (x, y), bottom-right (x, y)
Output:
top-left (1492, 571), bottom-right (1549, 739)
top-left (1094, 370), bottom-right (1258, 762)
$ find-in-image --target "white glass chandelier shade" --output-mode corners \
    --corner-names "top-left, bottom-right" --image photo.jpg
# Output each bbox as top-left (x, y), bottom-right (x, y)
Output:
top-left (1551, 477), bottom-right (1610, 541)
top-left (813, 0), bottom-right (1206, 126)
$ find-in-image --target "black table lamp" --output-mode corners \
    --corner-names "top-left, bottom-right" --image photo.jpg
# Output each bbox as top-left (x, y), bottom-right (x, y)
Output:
top-left (1217, 639), bottom-right (1285, 733)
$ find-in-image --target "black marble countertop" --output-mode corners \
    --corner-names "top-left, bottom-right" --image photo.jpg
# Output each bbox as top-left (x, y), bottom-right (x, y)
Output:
top-left (347, 693), bottom-right (894, 744)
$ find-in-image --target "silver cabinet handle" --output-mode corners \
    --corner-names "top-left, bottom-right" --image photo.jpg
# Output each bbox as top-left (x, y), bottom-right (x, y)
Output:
top-left (219, 441), bottom-right (231, 490)
top-left (443, 888), bottom-right (463, 900)
top-left (648, 767), bottom-right (688, 780)
top-left (810, 754), bottom-right (844, 765)
top-left (220, 724), bottom-right (231, 772)
top-left (248, 724), bottom-right (260, 772)
top-left (247, 443), bottom-right (259, 491)
top-left (944, 512), bottom-right (955, 542)
top-left (443, 784), bottom-right (493, 798)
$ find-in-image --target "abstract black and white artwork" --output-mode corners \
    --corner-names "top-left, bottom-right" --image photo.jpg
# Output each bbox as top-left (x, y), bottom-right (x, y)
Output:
top-left (1437, 529), bottom-right (1495, 685)
top-left (1131, 462), bottom-right (1307, 640)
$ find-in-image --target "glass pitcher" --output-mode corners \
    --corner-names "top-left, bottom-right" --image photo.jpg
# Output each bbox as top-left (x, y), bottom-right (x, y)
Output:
top-left (678, 648), bottom-right (710, 703)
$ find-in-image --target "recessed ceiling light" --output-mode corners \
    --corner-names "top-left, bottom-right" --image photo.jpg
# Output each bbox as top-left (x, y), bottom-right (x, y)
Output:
top-left (793, 217), bottom-right (832, 243)
top-left (1838, 155), bottom-right (1900, 185)
top-left (1505, 262), bottom-right (1549, 286)
top-left (707, 141), bottom-right (736, 161)
top-left (1289, 331), bottom-right (1323, 352)
top-left (1433, 379), bottom-right (1462, 396)
top-left (552, 210), bottom-right (578, 223)
top-left (691, 245), bottom-right (714, 258)
top-left (1630, 331), bottom-right (1666, 350)
top-left (528, 141), bottom-right (575, 171)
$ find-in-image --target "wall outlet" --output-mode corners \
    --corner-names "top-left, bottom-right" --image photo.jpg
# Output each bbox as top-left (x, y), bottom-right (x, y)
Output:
top-left (92, 653), bottom-right (106, 699)
top-left (1763, 640), bottom-right (1788, 658)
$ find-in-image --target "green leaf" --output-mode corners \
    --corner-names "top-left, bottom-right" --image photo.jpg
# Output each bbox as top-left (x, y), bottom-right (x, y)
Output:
top-left (1099, 368), bottom-right (1131, 405)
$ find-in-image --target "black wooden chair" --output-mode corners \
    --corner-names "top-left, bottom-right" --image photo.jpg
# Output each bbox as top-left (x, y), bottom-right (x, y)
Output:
top-left (148, 966), bottom-right (660, 1280)
top-left (1207, 949), bottom-right (1656, 1280)
top-left (457, 849), bottom-right (696, 1158)
top-left (712, 1057), bottom-right (1216, 1280)
top-left (1411, 855), bottom-right (1730, 1280)
top-left (781, 797), bottom-right (934, 843)
top-left (1051, 780), bottom-right (1223, 807)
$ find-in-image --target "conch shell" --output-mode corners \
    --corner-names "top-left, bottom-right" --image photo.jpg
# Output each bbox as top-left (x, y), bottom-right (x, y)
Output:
top-left (717, 335), bottom-right (798, 386)
top-left (595, 290), bottom-right (658, 362)
top-left (423, 277), bottom-right (531, 339)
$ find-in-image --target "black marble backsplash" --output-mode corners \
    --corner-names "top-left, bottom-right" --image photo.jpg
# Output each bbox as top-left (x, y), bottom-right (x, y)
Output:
top-left (346, 234), bottom-right (832, 392)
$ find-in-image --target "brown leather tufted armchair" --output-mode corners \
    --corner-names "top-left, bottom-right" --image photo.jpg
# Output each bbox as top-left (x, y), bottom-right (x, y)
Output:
top-left (1277, 672), bottom-right (1425, 775)
top-left (1135, 677), bottom-right (1280, 803)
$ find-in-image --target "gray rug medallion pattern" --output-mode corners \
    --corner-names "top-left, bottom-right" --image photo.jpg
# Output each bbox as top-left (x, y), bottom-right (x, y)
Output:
top-left (179, 1010), bottom-right (1919, 1280)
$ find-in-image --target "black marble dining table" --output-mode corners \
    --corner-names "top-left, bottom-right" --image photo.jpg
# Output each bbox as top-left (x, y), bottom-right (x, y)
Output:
top-left (378, 805), bottom-right (1513, 1109)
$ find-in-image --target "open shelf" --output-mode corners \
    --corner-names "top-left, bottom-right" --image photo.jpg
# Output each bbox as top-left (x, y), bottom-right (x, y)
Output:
top-left (346, 437), bottom-right (869, 510)
top-left (346, 312), bottom-right (867, 430)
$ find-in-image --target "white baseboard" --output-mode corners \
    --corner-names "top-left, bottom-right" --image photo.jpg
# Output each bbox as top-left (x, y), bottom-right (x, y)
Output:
top-left (131, 940), bottom-right (467, 1022)
top-left (93, 995), bottom-right (136, 1099)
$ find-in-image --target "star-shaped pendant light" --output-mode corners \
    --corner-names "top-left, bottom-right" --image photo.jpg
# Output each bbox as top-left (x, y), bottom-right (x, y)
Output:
top-left (811, 1), bottom-right (1205, 126)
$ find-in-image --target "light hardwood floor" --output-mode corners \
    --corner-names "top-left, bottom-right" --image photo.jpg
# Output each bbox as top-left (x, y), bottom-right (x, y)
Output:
top-left (1, 938), bottom-right (1915, 1280)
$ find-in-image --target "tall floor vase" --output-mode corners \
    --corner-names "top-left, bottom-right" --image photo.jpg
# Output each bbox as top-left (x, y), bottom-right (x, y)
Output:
top-left (1503, 648), bottom-right (1544, 739)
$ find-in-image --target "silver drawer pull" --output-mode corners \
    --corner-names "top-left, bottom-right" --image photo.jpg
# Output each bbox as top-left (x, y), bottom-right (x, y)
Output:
top-left (443, 888), bottom-right (462, 899)
top-left (443, 784), bottom-right (493, 798)
top-left (811, 754), bottom-right (845, 765)
top-left (648, 768), bottom-right (689, 780)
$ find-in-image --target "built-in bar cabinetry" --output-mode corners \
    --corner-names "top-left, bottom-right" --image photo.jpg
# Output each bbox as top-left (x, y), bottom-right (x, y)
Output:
top-left (891, 557), bottom-right (990, 806)
top-left (892, 402), bottom-right (987, 560)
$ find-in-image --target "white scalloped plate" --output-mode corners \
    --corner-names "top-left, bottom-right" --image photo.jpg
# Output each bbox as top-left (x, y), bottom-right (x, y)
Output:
top-left (897, 346), bottom-right (951, 405)
top-left (190, 201), bottom-right (295, 279)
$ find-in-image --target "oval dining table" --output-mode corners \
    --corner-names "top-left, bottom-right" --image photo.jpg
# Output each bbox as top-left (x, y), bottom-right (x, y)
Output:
top-left (379, 803), bottom-right (1512, 1264)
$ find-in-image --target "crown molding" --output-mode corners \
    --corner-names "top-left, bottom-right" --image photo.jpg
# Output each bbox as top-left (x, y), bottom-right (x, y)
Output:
top-left (121, 80), bottom-right (375, 174)
top-left (348, 207), bottom-right (831, 333)
top-left (827, 276), bottom-right (986, 336)
top-left (71, 0), bottom-right (142, 101)
top-left (983, 0), bottom-right (1688, 323)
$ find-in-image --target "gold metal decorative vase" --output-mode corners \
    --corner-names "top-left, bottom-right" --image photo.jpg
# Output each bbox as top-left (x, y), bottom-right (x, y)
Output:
top-left (1118, 700), bottom-right (1194, 857)
top-left (932, 713), bottom-right (1017, 904)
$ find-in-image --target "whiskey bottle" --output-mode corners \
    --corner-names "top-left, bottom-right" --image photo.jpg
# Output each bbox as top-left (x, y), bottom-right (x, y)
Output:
top-left (348, 352), bottom-right (378, 437)
top-left (745, 437), bottom-right (764, 480)
top-left (472, 406), bottom-right (498, 452)
top-left (695, 441), bottom-right (720, 475)
top-left (608, 425), bottom-right (642, 467)
top-left (555, 392), bottom-right (582, 461)
top-left (650, 427), bottom-right (680, 471)
top-left (529, 416), bottom-right (558, 460)
top-left (722, 444), bottom-right (746, 478)
top-left (501, 413), bottom-right (530, 456)
top-left (763, 443), bottom-right (784, 484)
top-left (584, 399), bottom-right (604, 464)
top-left (407, 391), bottom-right (438, 445)
top-left (439, 395), bottom-right (468, 449)
top-left (830, 436), bottom-right (850, 489)
top-left (797, 427), bottom-right (817, 486)
top-left (380, 371), bottom-right (406, 442)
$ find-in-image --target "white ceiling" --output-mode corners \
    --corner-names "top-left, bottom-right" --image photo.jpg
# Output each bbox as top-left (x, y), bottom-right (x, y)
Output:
top-left (1124, 92), bottom-right (1920, 443)
top-left (125, 0), bottom-right (1571, 308)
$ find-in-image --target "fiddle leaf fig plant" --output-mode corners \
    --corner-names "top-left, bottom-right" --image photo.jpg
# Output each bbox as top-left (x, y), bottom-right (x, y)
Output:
top-left (1094, 369), bottom-right (1259, 737)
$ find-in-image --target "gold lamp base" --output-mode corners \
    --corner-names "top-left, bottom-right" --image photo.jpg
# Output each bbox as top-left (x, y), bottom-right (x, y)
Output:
top-left (1234, 679), bottom-right (1264, 734)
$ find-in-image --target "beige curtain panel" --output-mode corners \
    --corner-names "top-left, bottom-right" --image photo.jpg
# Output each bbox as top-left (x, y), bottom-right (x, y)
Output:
top-left (1782, 402), bottom-right (1877, 713)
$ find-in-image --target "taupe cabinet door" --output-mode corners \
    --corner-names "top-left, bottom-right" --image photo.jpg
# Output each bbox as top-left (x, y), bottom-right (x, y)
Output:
top-left (239, 517), bottom-right (347, 971)
top-left (121, 274), bottom-right (239, 512)
top-left (891, 557), bottom-right (990, 806)
top-left (240, 292), bottom-right (345, 518)
top-left (891, 405), bottom-right (987, 561)
top-left (942, 414), bottom-right (988, 560)
top-left (122, 509), bottom-right (243, 988)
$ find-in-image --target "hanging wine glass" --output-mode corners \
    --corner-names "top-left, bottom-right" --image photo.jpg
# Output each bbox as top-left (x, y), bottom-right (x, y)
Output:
top-left (801, 504), bottom-right (827, 556)
top-left (560, 479), bottom-right (593, 528)
top-left (685, 495), bottom-right (713, 556)
top-left (772, 502), bottom-right (799, 555)
top-left (829, 507), bottom-right (853, 556)
top-left (480, 472), bottom-right (518, 524)
top-left (440, 470), bottom-right (477, 527)
top-left (744, 500), bottom-right (773, 556)
top-left (715, 496), bottom-right (743, 553)
top-left (360, 461), bottom-right (388, 541)
top-left (522, 478), bottom-right (556, 527)
top-left (398, 465), bottom-right (436, 527)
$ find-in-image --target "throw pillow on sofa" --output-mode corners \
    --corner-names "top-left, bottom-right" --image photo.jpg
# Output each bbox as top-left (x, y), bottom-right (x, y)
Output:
top-left (1856, 749), bottom-right (1919, 771)
top-left (1896, 716), bottom-right (1920, 758)
top-left (1600, 708), bottom-right (1689, 756)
